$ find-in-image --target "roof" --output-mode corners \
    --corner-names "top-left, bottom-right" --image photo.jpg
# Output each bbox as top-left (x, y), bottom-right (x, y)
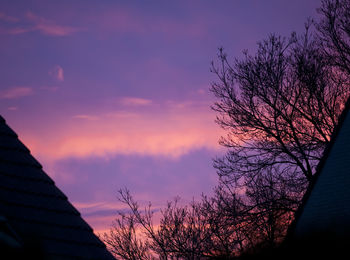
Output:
top-left (0, 115), bottom-right (115, 259)
top-left (287, 97), bottom-right (350, 239)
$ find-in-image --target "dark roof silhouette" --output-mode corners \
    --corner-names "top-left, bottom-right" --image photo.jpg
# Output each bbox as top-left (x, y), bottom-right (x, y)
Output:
top-left (288, 97), bottom-right (350, 239)
top-left (0, 115), bottom-right (115, 259)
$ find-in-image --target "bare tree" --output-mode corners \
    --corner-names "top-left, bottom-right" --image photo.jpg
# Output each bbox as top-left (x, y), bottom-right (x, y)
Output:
top-left (210, 25), bottom-right (350, 250)
top-left (104, 188), bottom-right (257, 259)
top-left (211, 29), bottom-right (346, 186)
top-left (318, 0), bottom-right (350, 74)
top-left (103, 189), bottom-right (155, 259)
top-left (199, 185), bottom-right (248, 258)
top-left (103, 212), bottom-right (153, 260)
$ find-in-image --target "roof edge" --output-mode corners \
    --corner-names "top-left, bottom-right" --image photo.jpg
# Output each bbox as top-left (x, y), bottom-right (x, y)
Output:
top-left (285, 95), bottom-right (350, 241)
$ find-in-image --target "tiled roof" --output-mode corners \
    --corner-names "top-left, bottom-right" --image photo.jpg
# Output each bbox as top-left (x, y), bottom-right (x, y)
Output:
top-left (0, 115), bottom-right (115, 259)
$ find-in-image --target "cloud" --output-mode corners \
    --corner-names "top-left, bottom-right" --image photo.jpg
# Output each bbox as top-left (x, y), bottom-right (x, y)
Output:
top-left (119, 97), bottom-right (152, 106)
top-left (0, 12), bottom-right (81, 37)
top-left (72, 201), bottom-right (124, 217)
top-left (21, 100), bottom-right (222, 160)
top-left (49, 65), bottom-right (64, 81)
top-left (0, 87), bottom-right (33, 99)
top-left (26, 12), bottom-right (81, 37)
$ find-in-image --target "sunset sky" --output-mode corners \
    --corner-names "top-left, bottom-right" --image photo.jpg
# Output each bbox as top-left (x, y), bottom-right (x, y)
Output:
top-left (0, 0), bottom-right (320, 234)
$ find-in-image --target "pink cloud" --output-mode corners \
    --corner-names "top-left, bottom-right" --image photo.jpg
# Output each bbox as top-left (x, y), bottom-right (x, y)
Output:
top-left (49, 65), bottom-right (64, 81)
top-left (0, 87), bottom-right (33, 99)
top-left (26, 11), bottom-right (82, 36)
top-left (0, 12), bottom-right (82, 37)
top-left (20, 100), bottom-right (222, 161)
top-left (119, 97), bottom-right (152, 106)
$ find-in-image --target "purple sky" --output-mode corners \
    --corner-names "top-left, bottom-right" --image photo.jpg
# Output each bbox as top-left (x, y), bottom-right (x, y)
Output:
top-left (0, 0), bottom-right (320, 234)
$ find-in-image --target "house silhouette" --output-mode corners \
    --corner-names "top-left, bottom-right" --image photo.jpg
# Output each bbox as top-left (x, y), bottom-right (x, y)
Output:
top-left (291, 99), bottom-right (350, 238)
top-left (284, 98), bottom-right (350, 257)
top-left (0, 115), bottom-right (115, 259)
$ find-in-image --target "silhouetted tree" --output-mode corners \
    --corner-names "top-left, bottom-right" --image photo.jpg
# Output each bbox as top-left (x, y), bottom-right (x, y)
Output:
top-left (103, 207), bottom-right (152, 259)
top-left (318, 0), bottom-right (350, 74)
top-left (104, 189), bottom-right (245, 259)
top-left (210, 24), bottom-right (349, 251)
top-left (103, 190), bottom-right (154, 259)
top-left (211, 27), bottom-right (346, 186)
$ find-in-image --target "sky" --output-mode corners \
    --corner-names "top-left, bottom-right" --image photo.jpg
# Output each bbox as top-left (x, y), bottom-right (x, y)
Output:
top-left (0, 0), bottom-right (321, 234)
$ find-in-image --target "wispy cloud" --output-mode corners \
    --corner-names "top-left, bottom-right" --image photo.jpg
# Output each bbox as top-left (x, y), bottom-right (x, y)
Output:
top-left (22, 100), bottom-right (222, 160)
top-left (26, 12), bottom-right (81, 36)
top-left (73, 201), bottom-right (124, 217)
top-left (0, 11), bottom-right (82, 37)
top-left (0, 87), bottom-right (33, 99)
top-left (120, 97), bottom-right (152, 106)
top-left (49, 65), bottom-right (64, 81)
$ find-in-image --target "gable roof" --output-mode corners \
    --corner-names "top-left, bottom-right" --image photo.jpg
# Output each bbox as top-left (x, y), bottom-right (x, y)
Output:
top-left (0, 115), bottom-right (115, 259)
top-left (288, 97), bottom-right (350, 239)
